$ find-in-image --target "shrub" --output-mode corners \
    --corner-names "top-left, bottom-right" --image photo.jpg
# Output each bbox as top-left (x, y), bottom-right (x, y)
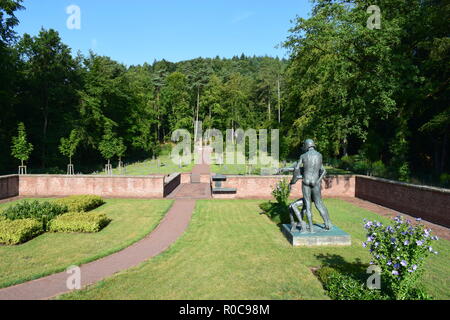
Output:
top-left (259, 179), bottom-right (292, 225)
top-left (439, 173), bottom-right (450, 188)
top-left (340, 155), bottom-right (355, 171)
top-left (272, 178), bottom-right (290, 206)
top-left (371, 160), bottom-right (387, 177)
top-left (316, 266), bottom-right (386, 300)
top-left (353, 154), bottom-right (372, 175)
top-left (362, 215), bottom-right (439, 299)
top-left (48, 212), bottom-right (111, 233)
top-left (1, 200), bottom-right (68, 230)
top-left (0, 218), bottom-right (44, 245)
top-left (316, 266), bottom-right (337, 287)
top-left (259, 201), bottom-right (291, 225)
top-left (54, 195), bottom-right (105, 212)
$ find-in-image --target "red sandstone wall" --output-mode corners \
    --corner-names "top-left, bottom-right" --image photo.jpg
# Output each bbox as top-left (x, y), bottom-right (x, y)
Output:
top-left (18, 175), bottom-right (165, 198)
top-left (181, 173), bottom-right (210, 184)
top-left (213, 175), bottom-right (355, 199)
top-left (181, 173), bottom-right (191, 184)
top-left (355, 176), bottom-right (450, 227)
top-left (0, 175), bottom-right (19, 200)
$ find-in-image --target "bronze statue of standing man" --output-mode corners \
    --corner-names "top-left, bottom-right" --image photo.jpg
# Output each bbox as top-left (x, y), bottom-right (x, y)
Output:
top-left (294, 139), bottom-right (332, 230)
top-left (277, 139), bottom-right (333, 233)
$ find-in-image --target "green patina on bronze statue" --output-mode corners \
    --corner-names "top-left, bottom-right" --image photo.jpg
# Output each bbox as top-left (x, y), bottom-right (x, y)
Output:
top-left (278, 139), bottom-right (332, 233)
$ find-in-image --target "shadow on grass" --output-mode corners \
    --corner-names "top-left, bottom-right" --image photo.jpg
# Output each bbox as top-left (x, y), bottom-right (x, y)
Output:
top-left (313, 253), bottom-right (369, 281)
top-left (258, 201), bottom-right (291, 225)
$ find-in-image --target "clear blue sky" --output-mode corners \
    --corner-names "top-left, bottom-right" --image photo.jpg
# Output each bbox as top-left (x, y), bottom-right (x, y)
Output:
top-left (15, 0), bottom-right (312, 66)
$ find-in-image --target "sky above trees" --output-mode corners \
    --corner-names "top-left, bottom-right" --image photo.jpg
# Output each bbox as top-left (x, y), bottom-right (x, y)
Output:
top-left (15, 0), bottom-right (312, 65)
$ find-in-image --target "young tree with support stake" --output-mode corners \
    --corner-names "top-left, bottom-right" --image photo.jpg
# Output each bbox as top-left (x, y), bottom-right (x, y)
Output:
top-left (59, 129), bottom-right (81, 175)
top-left (11, 122), bottom-right (33, 174)
top-left (115, 137), bottom-right (127, 173)
top-left (98, 123), bottom-right (118, 175)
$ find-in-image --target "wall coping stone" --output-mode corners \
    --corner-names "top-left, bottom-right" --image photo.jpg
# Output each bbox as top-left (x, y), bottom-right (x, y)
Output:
top-left (13, 174), bottom-right (165, 179)
top-left (222, 174), bottom-right (355, 179)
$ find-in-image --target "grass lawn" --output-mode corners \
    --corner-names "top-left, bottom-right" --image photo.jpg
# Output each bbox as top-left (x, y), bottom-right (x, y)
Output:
top-left (0, 198), bottom-right (173, 289)
top-left (93, 154), bottom-right (195, 175)
top-left (58, 198), bottom-right (449, 300)
top-left (210, 155), bottom-right (352, 175)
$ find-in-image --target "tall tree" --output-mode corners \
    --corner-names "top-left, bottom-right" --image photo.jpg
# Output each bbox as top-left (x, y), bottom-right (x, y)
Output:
top-left (161, 72), bottom-right (192, 132)
top-left (17, 28), bottom-right (81, 168)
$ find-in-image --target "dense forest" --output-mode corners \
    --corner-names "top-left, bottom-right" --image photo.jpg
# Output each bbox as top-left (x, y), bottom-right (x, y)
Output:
top-left (0, 0), bottom-right (448, 187)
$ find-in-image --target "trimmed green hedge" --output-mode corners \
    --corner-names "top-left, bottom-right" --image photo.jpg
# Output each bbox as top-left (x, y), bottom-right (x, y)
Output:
top-left (54, 195), bottom-right (105, 212)
top-left (1, 200), bottom-right (68, 225)
top-left (0, 219), bottom-right (44, 245)
top-left (48, 212), bottom-right (111, 233)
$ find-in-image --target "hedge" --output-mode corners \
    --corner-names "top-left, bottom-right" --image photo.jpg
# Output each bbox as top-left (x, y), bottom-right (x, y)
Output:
top-left (54, 195), bottom-right (105, 212)
top-left (0, 219), bottom-right (44, 245)
top-left (48, 212), bottom-right (111, 233)
top-left (1, 200), bottom-right (68, 224)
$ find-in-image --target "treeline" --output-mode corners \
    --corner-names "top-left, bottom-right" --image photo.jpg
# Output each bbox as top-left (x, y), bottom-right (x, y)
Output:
top-left (281, 0), bottom-right (449, 186)
top-left (0, 0), bottom-right (449, 187)
top-left (0, 2), bottom-right (287, 174)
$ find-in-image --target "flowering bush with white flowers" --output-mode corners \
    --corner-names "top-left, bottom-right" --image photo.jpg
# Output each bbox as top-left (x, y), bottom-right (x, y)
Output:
top-left (363, 215), bottom-right (439, 299)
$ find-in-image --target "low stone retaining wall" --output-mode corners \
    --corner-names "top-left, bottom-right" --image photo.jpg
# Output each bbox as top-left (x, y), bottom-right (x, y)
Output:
top-left (1, 174), bottom-right (449, 228)
top-left (0, 175), bottom-right (19, 200)
top-left (355, 176), bottom-right (450, 228)
top-left (212, 175), bottom-right (355, 199)
top-left (18, 175), bottom-right (165, 198)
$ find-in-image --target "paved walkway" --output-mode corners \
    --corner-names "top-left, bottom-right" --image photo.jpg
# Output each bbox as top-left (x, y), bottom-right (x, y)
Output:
top-left (2, 146), bottom-right (447, 299)
top-left (167, 183), bottom-right (211, 199)
top-left (0, 199), bottom-right (196, 300)
top-left (0, 148), bottom-right (213, 300)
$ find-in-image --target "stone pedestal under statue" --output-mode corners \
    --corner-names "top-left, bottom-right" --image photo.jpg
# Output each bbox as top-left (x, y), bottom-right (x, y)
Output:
top-left (282, 223), bottom-right (351, 246)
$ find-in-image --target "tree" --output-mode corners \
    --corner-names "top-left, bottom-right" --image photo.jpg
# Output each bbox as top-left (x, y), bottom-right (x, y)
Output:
top-left (98, 122), bottom-right (118, 172)
top-left (0, 0), bottom-right (24, 45)
top-left (161, 72), bottom-right (192, 132)
top-left (115, 137), bottom-right (127, 165)
top-left (17, 28), bottom-right (81, 168)
top-left (11, 122), bottom-right (33, 169)
top-left (0, 1), bottom-right (24, 173)
top-left (59, 129), bottom-right (81, 168)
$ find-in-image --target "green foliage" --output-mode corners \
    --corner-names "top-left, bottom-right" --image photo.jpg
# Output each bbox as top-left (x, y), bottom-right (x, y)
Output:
top-left (48, 211), bottom-right (111, 233)
top-left (282, 0), bottom-right (449, 182)
top-left (0, 218), bottom-right (43, 245)
top-left (0, 0), bottom-right (448, 186)
top-left (439, 173), bottom-right (450, 188)
top-left (161, 72), bottom-right (192, 132)
top-left (316, 266), bottom-right (386, 300)
top-left (11, 122), bottom-right (33, 163)
top-left (54, 195), bottom-right (105, 213)
top-left (59, 129), bottom-right (81, 163)
top-left (315, 266), bottom-right (337, 288)
top-left (98, 122), bottom-right (119, 162)
top-left (1, 200), bottom-right (68, 230)
top-left (363, 216), bottom-right (439, 300)
top-left (271, 178), bottom-right (291, 206)
top-left (115, 137), bottom-right (127, 160)
top-left (16, 28), bottom-right (81, 168)
top-left (259, 179), bottom-right (292, 224)
top-left (338, 154), bottom-right (387, 177)
top-left (0, 0), bottom-right (24, 44)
